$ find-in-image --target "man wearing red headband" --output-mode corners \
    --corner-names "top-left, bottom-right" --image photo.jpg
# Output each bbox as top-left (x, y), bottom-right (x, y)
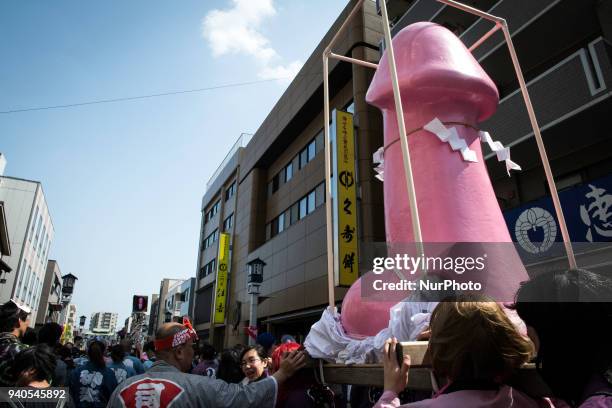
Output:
top-left (107, 318), bottom-right (306, 408)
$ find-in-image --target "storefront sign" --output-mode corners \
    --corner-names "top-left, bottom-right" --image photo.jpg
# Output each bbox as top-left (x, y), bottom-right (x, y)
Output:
top-left (213, 232), bottom-right (231, 325)
top-left (333, 110), bottom-right (359, 286)
top-left (504, 173), bottom-right (612, 256)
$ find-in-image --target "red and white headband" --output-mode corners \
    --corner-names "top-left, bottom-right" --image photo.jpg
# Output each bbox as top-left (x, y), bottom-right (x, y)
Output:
top-left (154, 317), bottom-right (198, 351)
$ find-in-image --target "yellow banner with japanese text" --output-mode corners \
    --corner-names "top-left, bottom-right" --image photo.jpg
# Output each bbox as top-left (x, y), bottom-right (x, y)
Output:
top-left (213, 232), bottom-right (231, 325)
top-left (335, 111), bottom-right (358, 286)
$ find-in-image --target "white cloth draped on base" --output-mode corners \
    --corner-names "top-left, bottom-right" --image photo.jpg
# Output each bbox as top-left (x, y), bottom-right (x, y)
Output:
top-left (304, 302), bottom-right (437, 364)
top-left (304, 301), bottom-right (526, 364)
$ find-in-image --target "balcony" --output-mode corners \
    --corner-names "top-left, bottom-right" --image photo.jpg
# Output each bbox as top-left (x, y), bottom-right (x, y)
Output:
top-left (482, 37), bottom-right (611, 148)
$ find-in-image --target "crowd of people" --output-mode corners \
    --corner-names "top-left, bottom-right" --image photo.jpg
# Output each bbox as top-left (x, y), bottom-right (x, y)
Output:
top-left (0, 268), bottom-right (611, 407)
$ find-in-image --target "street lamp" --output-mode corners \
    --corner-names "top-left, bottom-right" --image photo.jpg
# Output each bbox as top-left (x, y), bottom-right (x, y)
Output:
top-left (59, 274), bottom-right (78, 326)
top-left (246, 258), bottom-right (266, 345)
top-left (61, 274), bottom-right (78, 295)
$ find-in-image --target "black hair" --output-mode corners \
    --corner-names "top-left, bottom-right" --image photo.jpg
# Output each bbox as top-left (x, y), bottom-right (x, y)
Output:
top-left (88, 340), bottom-right (106, 369)
top-left (240, 344), bottom-right (269, 362)
top-left (110, 344), bottom-right (125, 364)
top-left (200, 342), bottom-right (217, 361)
top-left (216, 347), bottom-right (245, 384)
top-left (512, 268), bottom-right (612, 404)
top-left (38, 322), bottom-right (63, 347)
top-left (12, 344), bottom-right (57, 384)
top-left (0, 301), bottom-right (29, 332)
top-left (21, 327), bottom-right (38, 346)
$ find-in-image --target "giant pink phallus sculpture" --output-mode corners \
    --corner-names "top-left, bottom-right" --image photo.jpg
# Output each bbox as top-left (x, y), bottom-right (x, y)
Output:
top-left (339, 22), bottom-right (529, 339)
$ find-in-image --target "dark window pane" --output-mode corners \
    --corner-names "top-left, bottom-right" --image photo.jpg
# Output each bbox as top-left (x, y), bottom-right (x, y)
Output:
top-left (292, 155), bottom-right (300, 173)
top-left (290, 203), bottom-right (299, 224)
top-left (316, 130), bottom-right (324, 154)
top-left (299, 197), bottom-right (308, 219)
top-left (266, 223), bottom-right (271, 240)
top-left (308, 140), bottom-right (316, 161)
top-left (316, 182), bottom-right (325, 207)
top-left (300, 148), bottom-right (308, 169)
top-left (272, 174), bottom-right (279, 193)
top-left (271, 217), bottom-right (279, 237)
top-left (278, 214), bottom-right (285, 233)
top-left (308, 190), bottom-right (316, 214)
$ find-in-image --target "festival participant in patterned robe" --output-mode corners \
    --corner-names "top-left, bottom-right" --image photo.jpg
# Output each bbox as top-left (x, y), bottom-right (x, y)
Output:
top-left (0, 300), bottom-right (31, 386)
top-left (107, 344), bottom-right (136, 385)
top-left (107, 319), bottom-right (306, 408)
top-left (69, 340), bottom-right (117, 407)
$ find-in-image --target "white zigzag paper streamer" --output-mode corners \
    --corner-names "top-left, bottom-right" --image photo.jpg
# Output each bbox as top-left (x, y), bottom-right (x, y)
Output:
top-left (372, 119), bottom-right (521, 182)
top-left (424, 118), bottom-right (478, 163)
top-left (373, 147), bottom-right (384, 181)
top-left (479, 131), bottom-right (522, 176)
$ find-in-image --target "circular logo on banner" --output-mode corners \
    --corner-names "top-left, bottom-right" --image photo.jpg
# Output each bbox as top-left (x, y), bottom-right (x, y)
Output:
top-left (515, 207), bottom-right (558, 254)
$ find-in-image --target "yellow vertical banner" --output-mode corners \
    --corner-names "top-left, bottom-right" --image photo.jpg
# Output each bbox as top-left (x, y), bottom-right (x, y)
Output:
top-left (335, 111), bottom-right (358, 286)
top-left (213, 232), bottom-right (231, 325)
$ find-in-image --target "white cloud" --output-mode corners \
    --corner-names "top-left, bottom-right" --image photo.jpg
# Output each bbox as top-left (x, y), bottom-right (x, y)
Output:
top-left (202, 0), bottom-right (302, 81)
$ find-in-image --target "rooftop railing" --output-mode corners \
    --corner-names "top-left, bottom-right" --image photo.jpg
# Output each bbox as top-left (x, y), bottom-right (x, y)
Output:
top-left (205, 132), bottom-right (253, 191)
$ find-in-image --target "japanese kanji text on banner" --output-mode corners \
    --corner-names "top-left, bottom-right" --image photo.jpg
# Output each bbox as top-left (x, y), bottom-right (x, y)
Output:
top-left (213, 232), bottom-right (231, 325)
top-left (334, 110), bottom-right (359, 287)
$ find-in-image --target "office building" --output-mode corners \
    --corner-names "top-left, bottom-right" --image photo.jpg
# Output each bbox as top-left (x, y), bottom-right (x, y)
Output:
top-left (35, 260), bottom-right (63, 327)
top-left (0, 169), bottom-right (55, 323)
top-left (90, 311), bottom-right (118, 335)
top-left (193, 0), bottom-right (385, 348)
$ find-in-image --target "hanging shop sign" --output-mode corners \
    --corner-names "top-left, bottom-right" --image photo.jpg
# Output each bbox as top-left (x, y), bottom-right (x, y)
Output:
top-left (213, 232), bottom-right (231, 325)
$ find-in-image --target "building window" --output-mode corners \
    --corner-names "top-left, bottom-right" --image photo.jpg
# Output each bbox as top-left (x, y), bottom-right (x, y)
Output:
top-left (272, 174), bottom-right (279, 193)
top-left (15, 261), bottom-right (27, 300)
top-left (300, 147), bottom-right (309, 169)
top-left (316, 182), bottom-right (325, 207)
top-left (299, 138), bottom-right (319, 169)
top-left (290, 203), bottom-right (299, 225)
top-left (307, 190), bottom-right (316, 215)
top-left (316, 130), bottom-right (324, 154)
top-left (205, 200), bottom-right (221, 223)
top-left (270, 217), bottom-right (279, 238)
top-left (267, 173), bottom-right (281, 197)
top-left (284, 163), bottom-right (293, 183)
top-left (203, 229), bottom-right (219, 249)
top-left (199, 258), bottom-right (217, 279)
top-left (29, 206), bottom-right (39, 242)
top-left (33, 215), bottom-right (42, 250)
top-left (299, 197), bottom-right (308, 220)
top-left (307, 140), bottom-right (316, 162)
top-left (223, 213), bottom-right (233, 231)
top-left (38, 225), bottom-right (46, 256)
top-left (264, 181), bottom-right (326, 242)
top-left (265, 223), bottom-right (271, 240)
top-left (278, 211), bottom-right (289, 232)
top-left (225, 182), bottom-right (236, 201)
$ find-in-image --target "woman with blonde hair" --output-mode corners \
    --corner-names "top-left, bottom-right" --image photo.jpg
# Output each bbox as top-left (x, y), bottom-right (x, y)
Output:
top-left (374, 295), bottom-right (551, 407)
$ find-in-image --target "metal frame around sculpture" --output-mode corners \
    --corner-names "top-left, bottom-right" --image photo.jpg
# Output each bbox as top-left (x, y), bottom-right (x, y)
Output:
top-left (322, 0), bottom-right (578, 309)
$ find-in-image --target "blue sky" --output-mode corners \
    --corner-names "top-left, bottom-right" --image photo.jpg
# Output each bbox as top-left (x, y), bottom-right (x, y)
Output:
top-left (0, 0), bottom-right (347, 328)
